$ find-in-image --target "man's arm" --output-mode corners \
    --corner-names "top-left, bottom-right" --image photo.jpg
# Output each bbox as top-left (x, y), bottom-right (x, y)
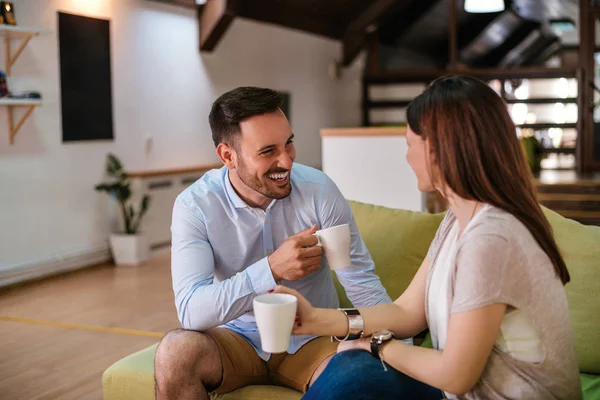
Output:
top-left (171, 199), bottom-right (277, 331)
top-left (318, 176), bottom-right (392, 307)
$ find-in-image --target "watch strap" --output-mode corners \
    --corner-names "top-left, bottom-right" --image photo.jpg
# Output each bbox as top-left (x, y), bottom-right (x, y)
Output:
top-left (370, 331), bottom-right (395, 363)
top-left (371, 338), bottom-right (382, 360)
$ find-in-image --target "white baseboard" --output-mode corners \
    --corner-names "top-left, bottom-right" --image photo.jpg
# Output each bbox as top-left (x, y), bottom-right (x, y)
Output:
top-left (0, 244), bottom-right (111, 288)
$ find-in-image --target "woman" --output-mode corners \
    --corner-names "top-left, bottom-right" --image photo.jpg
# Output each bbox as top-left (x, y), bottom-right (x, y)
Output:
top-left (274, 76), bottom-right (582, 399)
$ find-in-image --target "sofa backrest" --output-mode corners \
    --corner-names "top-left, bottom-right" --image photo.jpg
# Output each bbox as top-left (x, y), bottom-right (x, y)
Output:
top-left (542, 208), bottom-right (600, 374)
top-left (336, 201), bottom-right (600, 374)
top-left (333, 201), bottom-right (443, 307)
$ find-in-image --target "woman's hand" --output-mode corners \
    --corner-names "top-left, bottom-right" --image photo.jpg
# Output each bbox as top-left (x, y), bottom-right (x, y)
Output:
top-left (337, 337), bottom-right (370, 353)
top-left (272, 285), bottom-right (319, 335)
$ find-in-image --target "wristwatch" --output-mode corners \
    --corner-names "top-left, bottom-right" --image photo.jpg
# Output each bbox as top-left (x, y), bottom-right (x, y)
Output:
top-left (370, 330), bottom-right (395, 371)
top-left (332, 308), bottom-right (364, 341)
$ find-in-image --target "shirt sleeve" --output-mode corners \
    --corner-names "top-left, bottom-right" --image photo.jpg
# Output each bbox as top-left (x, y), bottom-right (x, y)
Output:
top-left (171, 198), bottom-right (277, 331)
top-left (450, 232), bottom-right (514, 314)
top-left (318, 175), bottom-right (392, 307)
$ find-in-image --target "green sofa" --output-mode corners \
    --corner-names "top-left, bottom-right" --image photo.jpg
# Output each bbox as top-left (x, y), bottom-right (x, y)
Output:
top-left (102, 201), bottom-right (600, 399)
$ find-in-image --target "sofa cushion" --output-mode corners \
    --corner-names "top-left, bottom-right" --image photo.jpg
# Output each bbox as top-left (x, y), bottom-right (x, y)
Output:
top-left (543, 207), bottom-right (600, 374)
top-left (102, 344), bottom-right (156, 400)
top-left (212, 386), bottom-right (301, 400)
top-left (582, 373), bottom-right (600, 400)
top-left (332, 201), bottom-right (444, 307)
top-left (102, 344), bottom-right (302, 400)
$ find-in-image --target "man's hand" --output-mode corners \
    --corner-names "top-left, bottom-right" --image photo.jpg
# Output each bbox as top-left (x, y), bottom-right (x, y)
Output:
top-left (268, 225), bottom-right (323, 281)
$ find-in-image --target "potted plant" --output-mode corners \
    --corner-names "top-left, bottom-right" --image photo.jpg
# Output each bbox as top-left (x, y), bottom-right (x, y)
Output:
top-left (95, 153), bottom-right (151, 266)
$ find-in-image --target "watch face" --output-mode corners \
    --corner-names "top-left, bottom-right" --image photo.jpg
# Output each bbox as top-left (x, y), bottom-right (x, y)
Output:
top-left (373, 330), bottom-right (394, 341)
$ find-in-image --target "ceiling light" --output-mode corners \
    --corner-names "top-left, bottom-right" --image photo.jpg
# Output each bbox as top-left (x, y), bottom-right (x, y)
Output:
top-left (550, 19), bottom-right (576, 33)
top-left (195, 0), bottom-right (207, 4)
top-left (464, 0), bottom-right (505, 13)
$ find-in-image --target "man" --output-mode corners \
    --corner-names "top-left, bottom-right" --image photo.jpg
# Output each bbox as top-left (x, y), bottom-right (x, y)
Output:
top-left (154, 87), bottom-right (391, 400)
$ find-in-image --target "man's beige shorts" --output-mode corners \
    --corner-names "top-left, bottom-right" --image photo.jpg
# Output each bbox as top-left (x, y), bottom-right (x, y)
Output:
top-left (206, 327), bottom-right (338, 394)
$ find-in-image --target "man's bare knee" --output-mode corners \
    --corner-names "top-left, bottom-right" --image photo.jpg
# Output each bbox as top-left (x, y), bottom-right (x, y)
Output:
top-left (154, 329), bottom-right (223, 394)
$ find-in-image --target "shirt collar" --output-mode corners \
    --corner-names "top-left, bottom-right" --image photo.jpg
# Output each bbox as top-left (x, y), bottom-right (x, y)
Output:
top-left (224, 169), bottom-right (248, 209)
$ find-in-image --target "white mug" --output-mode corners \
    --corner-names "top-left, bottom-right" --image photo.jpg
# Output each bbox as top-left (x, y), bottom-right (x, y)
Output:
top-left (253, 293), bottom-right (297, 353)
top-left (313, 224), bottom-right (351, 270)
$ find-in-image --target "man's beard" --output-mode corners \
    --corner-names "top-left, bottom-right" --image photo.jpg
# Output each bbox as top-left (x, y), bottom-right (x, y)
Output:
top-left (236, 155), bottom-right (292, 200)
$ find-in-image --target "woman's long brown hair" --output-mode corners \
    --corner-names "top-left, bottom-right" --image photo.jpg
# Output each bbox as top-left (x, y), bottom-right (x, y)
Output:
top-left (407, 75), bottom-right (570, 284)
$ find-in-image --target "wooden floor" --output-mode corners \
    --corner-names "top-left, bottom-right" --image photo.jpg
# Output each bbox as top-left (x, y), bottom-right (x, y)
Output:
top-left (0, 250), bottom-right (179, 400)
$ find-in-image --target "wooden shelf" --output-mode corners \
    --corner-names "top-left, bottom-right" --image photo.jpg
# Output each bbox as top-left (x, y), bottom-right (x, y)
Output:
top-left (0, 99), bottom-right (41, 145)
top-left (1, 25), bottom-right (53, 75)
top-left (1, 26), bottom-right (52, 145)
top-left (0, 25), bottom-right (52, 38)
top-left (0, 98), bottom-right (42, 106)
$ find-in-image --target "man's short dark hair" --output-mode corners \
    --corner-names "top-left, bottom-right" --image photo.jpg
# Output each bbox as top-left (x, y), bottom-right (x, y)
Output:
top-left (209, 87), bottom-right (283, 148)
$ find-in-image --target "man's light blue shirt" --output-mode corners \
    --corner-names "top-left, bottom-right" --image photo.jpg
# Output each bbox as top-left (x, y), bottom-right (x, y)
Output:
top-left (171, 163), bottom-right (392, 360)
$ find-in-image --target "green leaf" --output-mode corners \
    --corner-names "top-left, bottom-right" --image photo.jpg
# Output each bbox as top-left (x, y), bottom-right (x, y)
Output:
top-left (120, 203), bottom-right (131, 234)
top-left (106, 153), bottom-right (123, 176)
top-left (140, 195), bottom-right (150, 214)
top-left (95, 152), bottom-right (150, 235)
top-left (131, 195), bottom-right (151, 233)
top-left (115, 184), bottom-right (131, 202)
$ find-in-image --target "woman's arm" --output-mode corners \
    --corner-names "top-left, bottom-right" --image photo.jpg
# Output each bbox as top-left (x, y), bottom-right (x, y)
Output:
top-left (376, 231), bottom-right (512, 394)
top-left (355, 303), bottom-right (506, 395)
top-left (356, 255), bottom-right (430, 338)
top-left (276, 256), bottom-right (431, 339)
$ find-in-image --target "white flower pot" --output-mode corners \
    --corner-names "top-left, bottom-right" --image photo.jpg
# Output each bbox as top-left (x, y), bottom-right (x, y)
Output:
top-left (109, 234), bottom-right (149, 266)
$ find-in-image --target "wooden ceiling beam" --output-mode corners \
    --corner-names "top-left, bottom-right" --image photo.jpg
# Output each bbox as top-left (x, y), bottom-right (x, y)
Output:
top-left (523, 40), bottom-right (562, 66)
top-left (341, 0), bottom-right (410, 67)
top-left (473, 20), bottom-right (540, 67)
top-left (500, 26), bottom-right (560, 67)
top-left (233, 1), bottom-right (344, 39)
top-left (198, 0), bottom-right (238, 52)
top-left (378, 0), bottom-right (439, 47)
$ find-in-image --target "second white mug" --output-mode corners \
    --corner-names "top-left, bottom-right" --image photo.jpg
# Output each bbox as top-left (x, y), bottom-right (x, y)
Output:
top-left (313, 224), bottom-right (351, 270)
top-left (253, 293), bottom-right (297, 353)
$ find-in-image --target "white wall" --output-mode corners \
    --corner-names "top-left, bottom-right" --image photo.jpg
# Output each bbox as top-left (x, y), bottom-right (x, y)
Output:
top-left (322, 136), bottom-right (424, 212)
top-left (0, 0), bottom-right (362, 277)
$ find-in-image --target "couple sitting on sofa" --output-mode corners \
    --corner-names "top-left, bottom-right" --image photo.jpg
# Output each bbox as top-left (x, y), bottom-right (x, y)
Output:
top-left (154, 77), bottom-right (582, 400)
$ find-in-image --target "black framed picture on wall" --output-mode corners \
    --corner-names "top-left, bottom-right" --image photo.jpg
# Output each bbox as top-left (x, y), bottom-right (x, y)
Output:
top-left (58, 12), bottom-right (114, 142)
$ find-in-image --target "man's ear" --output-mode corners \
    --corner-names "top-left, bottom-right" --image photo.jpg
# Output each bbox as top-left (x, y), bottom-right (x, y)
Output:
top-left (216, 143), bottom-right (236, 169)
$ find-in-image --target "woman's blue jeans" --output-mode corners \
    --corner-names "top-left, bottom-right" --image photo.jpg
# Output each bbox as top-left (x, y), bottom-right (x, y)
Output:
top-left (302, 349), bottom-right (444, 400)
